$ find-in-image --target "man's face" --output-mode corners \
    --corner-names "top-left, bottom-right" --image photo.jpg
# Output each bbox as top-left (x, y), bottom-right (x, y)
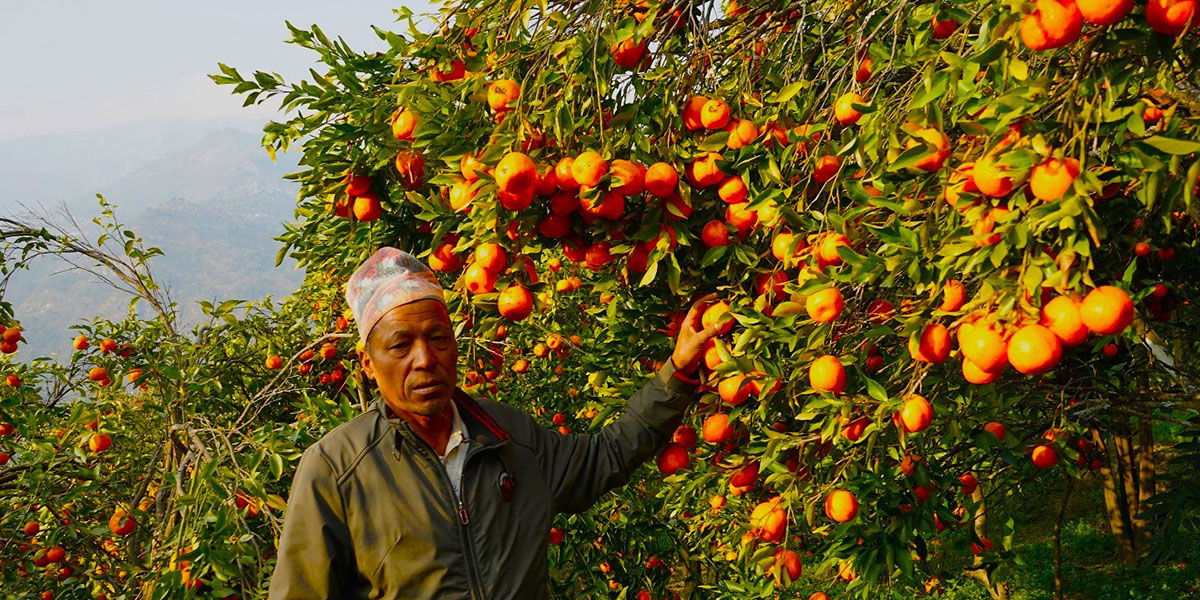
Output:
top-left (362, 299), bottom-right (458, 417)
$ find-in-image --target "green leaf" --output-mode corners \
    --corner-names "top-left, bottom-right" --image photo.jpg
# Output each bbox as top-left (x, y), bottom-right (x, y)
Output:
top-left (909, 71), bottom-right (950, 110)
top-left (770, 81), bottom-right (806, 104)
top-left (1139, 136), bottom-right (1200, 155)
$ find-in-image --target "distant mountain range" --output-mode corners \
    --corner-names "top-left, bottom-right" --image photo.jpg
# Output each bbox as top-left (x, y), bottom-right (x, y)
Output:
top-left (0, 118), bottom-right (306, 361)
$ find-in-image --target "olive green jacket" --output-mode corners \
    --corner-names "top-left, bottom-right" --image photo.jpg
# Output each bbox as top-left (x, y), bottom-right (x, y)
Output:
top-left (269, 360), bottom-right (699, 599)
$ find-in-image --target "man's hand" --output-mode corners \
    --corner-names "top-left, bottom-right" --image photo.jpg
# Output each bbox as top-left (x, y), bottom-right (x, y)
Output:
top-left (671, 293), bottom-right (726, 376)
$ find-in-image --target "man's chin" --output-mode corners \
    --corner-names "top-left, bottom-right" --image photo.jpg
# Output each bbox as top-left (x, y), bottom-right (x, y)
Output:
top-left (407, 388), bottom-right (453, 416)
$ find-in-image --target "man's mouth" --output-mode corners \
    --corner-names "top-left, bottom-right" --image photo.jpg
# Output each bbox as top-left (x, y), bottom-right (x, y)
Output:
top-left (412, 381), bottom-right (445, 392)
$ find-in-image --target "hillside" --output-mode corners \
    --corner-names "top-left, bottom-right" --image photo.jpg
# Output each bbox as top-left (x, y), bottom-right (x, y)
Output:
top-left (0, 119), bottom-right (305, 360)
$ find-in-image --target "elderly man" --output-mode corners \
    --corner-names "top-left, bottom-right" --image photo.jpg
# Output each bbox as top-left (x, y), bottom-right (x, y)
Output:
top-left (270, 247), bottom-right (722, 599)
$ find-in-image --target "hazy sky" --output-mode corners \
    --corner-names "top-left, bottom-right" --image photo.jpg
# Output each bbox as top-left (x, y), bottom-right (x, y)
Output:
top-left (0, 1), bottom-right (430, 141)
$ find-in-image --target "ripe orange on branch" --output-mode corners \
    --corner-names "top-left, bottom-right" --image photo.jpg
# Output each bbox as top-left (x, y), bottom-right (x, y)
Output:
top-left (809, 355), bottom-right (847, 395)
top-left (824, 489), bottom-right (859, 522)
top-left (1080, 286), bottom-right (1134, 335)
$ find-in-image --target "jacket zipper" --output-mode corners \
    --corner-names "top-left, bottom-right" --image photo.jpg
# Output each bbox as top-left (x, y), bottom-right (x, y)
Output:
top-left (417, 442), bottom-right (486, 600)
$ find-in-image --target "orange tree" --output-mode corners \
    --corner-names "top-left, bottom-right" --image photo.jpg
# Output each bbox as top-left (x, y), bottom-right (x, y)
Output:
top-left (3, 0), bottom-right (1200, 598)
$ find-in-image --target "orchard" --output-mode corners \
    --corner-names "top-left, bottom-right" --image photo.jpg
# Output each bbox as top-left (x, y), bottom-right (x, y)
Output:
top-left (3, 0), bottom-right (1200, 598)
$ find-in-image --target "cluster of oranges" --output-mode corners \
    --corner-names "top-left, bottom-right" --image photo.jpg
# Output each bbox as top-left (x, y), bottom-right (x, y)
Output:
top-left (1021, 0), bottom-right (1196, 51)
top-left (908, 284), bottom-right (1136, 385)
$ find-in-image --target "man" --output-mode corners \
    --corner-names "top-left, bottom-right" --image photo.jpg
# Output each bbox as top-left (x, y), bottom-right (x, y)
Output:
top-left (270, 247), bottom-right (722, 599)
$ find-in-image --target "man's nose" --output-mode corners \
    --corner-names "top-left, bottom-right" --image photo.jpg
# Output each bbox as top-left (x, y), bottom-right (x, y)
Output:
top-left (411, 338), bottom-right (437, 369)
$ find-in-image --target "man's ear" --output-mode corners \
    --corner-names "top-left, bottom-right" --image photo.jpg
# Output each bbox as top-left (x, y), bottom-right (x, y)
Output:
top-left (360, 348), bottom-right (376, 381)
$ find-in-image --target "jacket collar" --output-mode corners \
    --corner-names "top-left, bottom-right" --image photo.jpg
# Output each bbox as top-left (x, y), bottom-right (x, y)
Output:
top-left (376, 388), bottom-right (510, 452)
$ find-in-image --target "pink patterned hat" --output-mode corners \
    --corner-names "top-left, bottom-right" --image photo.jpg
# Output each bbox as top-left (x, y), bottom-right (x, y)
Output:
top-left (345, 247), bottom-right (446, 344)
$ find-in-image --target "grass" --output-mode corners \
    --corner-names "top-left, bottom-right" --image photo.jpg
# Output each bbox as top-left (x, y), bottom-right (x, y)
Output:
top-left (929, 475), bottom-right (1200, 600)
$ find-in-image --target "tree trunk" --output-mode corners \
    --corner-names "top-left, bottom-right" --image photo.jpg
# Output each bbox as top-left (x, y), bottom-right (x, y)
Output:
top-left (1054, 476), bottom-right (1074, 600)
top-left (1136, 419), bottom-right (1157, 543)
top-left (965, 486), bottom-right (1009, 600)
top-left (1092, 428), bottom-right (1139, 563)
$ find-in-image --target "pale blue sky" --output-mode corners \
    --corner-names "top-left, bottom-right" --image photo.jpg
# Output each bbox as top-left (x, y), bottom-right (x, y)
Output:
top-left (0, 1), bottom-right (429, 141)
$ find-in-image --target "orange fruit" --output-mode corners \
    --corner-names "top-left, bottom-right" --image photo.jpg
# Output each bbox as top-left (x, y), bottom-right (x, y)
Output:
top-left (834, 93), bottom-right (866, 126)
top-left (905, 128), bottom-right (951, 172)
top-left (700, 98), bottom-right (732, 129)
top-left (932, 17), bottom-right (959, 38)
top-left (962, 358), bottom-right (1001, 384)
top-left (1020, 0), bottom-right (1083, 50)
top-left (702, 220), bottom-right (731, 247)
top-left (674, 425), bottom-right (699, 448)
top-left (572, 151), bottom-right (608, 187)
top-left (474, 243), bottom-right (507, 272)
top-left (1032, 445), bottom-right (1059, 469)
top-left (972, 207), bottom-right (1010, 246)
top-left (99, 338), bottom-right (117, 354)
top-left (824, 489), bottom-right (858, 522)
top-left (555, 157), bottom-right (580, 191)
top-left (909, 323), bottom-right (951, 363)
top-left (1006, 324), bottom-right (1063, 375)
top-left (816, 232), bottom-right (850, 265)
top-left (939, 280), bottom-right (967, 312)
top-left (579, 190), bottom-right (625, 220)
top-left (430, 58), bottom-right (465, 82)
top-left (984, 421), bottom-right (1007, 441)
top-left (611, 37), bottom-right (648, 68)
top-left (656, 442), bottom-right (691, 475)
top-left (867, 299), bottom-right (895, 324)
top-left (73, 335), bottom-right (89, 350)
top-left (1041, 296), bottom-right (1089, 346)
top-left (702, 413), bottom-right (735, 443)
top-left (89, 433), bottom-right (112, 452)
top-left (808, 355), bottom-right (847, 394)
top-left (725, 203), bottom-right (758, 237)
top-left (449, 181), bottom-right (477, 212)
top-left (391, 109), bottom-right (418, 141)
top-left (498, 284), bottom-right (534, 320)
top-left (749, 496), bottom-right (787, 541)
top-left (352, 193), bottom-right (382, 222)
top-left (88, 366), bottom-right (109, 382)
top-left (1029, 158), bottom-right (1080, 202)
top-left (841, 416), bottom-right (869, 441)
top-left (429, 243), bottom-right (462, 272)
top-left (900, 394), bottom-right (933, 433)
top-left (682, 95), bottom-right (711, 131)
top-left (944, 163), bottom-right (980, 211)
top-left (702, 301), bottom-right (735, 335)
top-left (494, 152), bottom-right (537, 194)
top-left (1146, 0), bottom-right (1196, 34)
top-left (1080, 286), bottom-right (1134, 335)
top-left (535, 164), bottom-right (558, 196)
top-left (109, 510), bottom-right (136, 536)
top-left (344, 172), bottom-right (371, 196)
top-left (394, 150), bottom-right (425, 190)
top-left (686, 152), bottom-right (725, 188)
top-left (772, 548), bottom-right (802, 583)
top-left (265, 355), bottom-right (283, 370)
top-left (645, 162), bottom-right (678, 197)
top-left (972, 156), bottom-right (1013, 197)
top-left (813, 155), bottom-right (841, 183)
top-left (610, 159), bottom-right (646, 196)
top-left (960, 323), bottom-right (1008, 373)
top-left (718, 374), bottom-right (752, 405)
top-left (717, 176), bottom-right (747, 204)
top-left (855, 56), bottom-right (872, 83)
top-left (806, 287), bottom-right (844, 323)
top-left (487, 79), bottom-right (520, 111)
top-left (460, 152), bottom-right (485, 181)
top-left (464, 264), bottom-right (498, 294)
top-left (725, 119), bottom-right (758, 149)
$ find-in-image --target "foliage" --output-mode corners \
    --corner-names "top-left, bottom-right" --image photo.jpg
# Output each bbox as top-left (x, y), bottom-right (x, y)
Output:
top-left (3, 0), bottom-right (1200, 598)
